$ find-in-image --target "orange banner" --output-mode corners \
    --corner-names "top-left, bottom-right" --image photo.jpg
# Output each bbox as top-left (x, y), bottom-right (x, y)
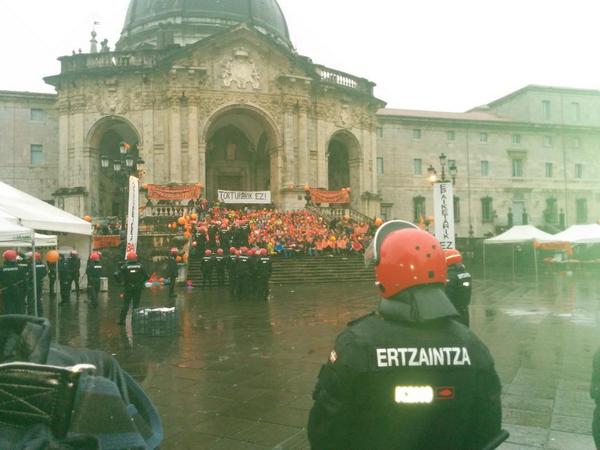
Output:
top-left (93, 235), bottom-right (120, 249)
top-left (147, 184), bottom-right (203, 201)
top-left (309, 189), bottom-right (350, 205)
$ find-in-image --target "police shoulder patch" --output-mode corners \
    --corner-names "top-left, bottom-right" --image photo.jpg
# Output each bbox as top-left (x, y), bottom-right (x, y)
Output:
top-left (329, 350), bottom-right (338, 364)
top-left (348, 312), bottom-right (375, 327)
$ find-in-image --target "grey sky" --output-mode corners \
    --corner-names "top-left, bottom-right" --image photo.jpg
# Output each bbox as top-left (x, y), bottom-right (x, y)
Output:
top-left (1, 0), bottom-right (599, 112)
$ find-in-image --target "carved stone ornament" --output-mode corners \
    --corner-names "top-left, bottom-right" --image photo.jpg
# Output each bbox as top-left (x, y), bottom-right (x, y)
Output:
top-left (339, 103), bottom-right (352, 128)
top-left (222, 48), bottom-right (261, 90)
top-left (97, 88), bottom-right (130, 115)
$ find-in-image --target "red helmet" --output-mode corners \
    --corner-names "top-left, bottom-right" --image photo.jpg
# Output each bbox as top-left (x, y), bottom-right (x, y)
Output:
top-left (259, 248), bottom-right (268, 256)
top-left (205, 250), bottom-right (212, 256)
top-left (90, 252), bottom-right (101, 261)
top-left (170, 247), bottom-right (178, 255)
top-left (235, 250), bottom-right (241, 256)
top-left (248, 249), bottom-right (256, 256)
top-left (70, 250), bottom-right (78, 256)
top-left (217, 248), bottom-right (224, 255)
top-left (126, 252), bottom-right (138, 261)
top-left (444, 249), bottom-right (463, 266)
top-left (240, 247), bottom-right (248, 255)
top-left (33, 252), bottom-right (41, 262)
top-left (229, 247), bottom-right (237, 255)
top-left (2, 250), bottom-right (17, 262)
top-left (366, 221), bottom-right (446, 299)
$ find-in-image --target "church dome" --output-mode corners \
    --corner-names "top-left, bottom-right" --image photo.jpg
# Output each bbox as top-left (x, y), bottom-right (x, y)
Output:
top-left (117, 0), bottom-right (291, 51)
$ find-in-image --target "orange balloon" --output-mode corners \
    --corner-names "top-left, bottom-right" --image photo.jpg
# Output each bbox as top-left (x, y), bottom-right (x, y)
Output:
top-left (184, 231), bottom-right (192, 239)
top-left (182, 255), bottom-right (189, 263)
top-left (83, 215), bottom-right (92, 222)
top-left (191, 213), bottom-right (198, 220)
top-left (46, 250), bottom-right (59, 263)
top-left (374, 217), bottom-right (383, 226)
top-left (177, 217), bottom-right (186, 225)
top-left (176, 256), bottom-right (182, 263)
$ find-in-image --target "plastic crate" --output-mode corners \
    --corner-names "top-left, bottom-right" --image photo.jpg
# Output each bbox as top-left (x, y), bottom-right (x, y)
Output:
top-left (132, 307), bottom-right (179, 337)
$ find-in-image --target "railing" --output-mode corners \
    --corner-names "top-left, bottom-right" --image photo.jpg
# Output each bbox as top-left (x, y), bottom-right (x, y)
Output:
top-left (314, 65), bottom-right (374, 96)
top-left (141, 205), bottom-right (192, 220)
top-left (307, 206), bottom-right (373, 224)
top-left (59, 50), bottom-right (159, 74)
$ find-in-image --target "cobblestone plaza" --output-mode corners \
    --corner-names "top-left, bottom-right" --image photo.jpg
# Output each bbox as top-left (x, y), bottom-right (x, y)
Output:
top-left (46, 273), bottom-right (600, 449)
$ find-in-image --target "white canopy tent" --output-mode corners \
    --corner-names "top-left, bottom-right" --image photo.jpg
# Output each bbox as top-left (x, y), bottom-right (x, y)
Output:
top-left (0, 233), bottom-right (58, 248)
top-left (483, 225), bottom-right (554, 279)
top-left (0, 218), bottom-right (33, 244)
top-left (538, 224), bottom-right (600, 244)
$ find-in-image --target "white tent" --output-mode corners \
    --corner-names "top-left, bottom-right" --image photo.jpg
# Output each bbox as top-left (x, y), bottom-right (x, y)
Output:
top-left (0, 233), bottom-right (58, 248)
top-left (539, 224), bottom-right (600, 244)
top-left (0, 218), bottom-right (33, 244)
top-left (483, 225), bottom-right (554, 279)
top-left (0, 181), bottom-right (92, 236)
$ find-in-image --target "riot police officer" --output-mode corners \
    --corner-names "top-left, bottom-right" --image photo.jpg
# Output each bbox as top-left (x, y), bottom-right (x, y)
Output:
top-left (227, 247), bottom-right (238, 296)
top-left (58, 253), bottom-right (71, 305)
top-left (247, 248), bottom-right (258, 297)
top-left (167, 248), bottom-right (179, 298)
top-left (201, 250), bottom-right (215, 288)
top-left (117, 252), bottom-right (149, 326)
top-left (0, 250), bottom-right (27, 314)
top-left (308, 221), bottom-right (505, 450)
top-left (25, 252), bottom-right (47, 316)
top-left (68, 250), bottom-right (81, 299)
top-left (215, 249), bottom-right (226, 287)
top-left (235, 248), bottom-right (251, 299)
top-left (445, 249), bottom-right (472, 327)
top-left (86, 252), bottom-right (104, 308)
top-left (47, 258), bottom-right (57, 298)
top-left (255, 248), bottom-right (272, 300)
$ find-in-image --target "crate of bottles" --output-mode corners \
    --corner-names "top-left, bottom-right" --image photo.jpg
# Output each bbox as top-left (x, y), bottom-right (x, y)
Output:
top-left (132, 307), bottom-right (179, 337)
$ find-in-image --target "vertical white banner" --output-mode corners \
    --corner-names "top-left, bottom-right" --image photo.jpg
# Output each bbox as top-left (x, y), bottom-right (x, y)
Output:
top-left (125, 176), bottom-right (139, 258)
top-left (433, 182), bottom-right (456, 249)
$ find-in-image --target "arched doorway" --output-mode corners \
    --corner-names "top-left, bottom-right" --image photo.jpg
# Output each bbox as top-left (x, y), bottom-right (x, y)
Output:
top-left (87, 117), bottom-right (140, 217)
top-left (204, 107), bottom-right (277, 203)
top-left (327, 131), bottom-right (361, 207)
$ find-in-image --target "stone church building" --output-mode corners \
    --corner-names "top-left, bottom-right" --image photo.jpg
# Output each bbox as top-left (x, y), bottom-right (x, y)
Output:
top-left (1, 0), bottom-right (600, 238)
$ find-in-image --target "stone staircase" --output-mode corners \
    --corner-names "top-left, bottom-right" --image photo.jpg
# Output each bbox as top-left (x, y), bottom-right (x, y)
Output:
top-left (187, 254), bottom-right (374, 286)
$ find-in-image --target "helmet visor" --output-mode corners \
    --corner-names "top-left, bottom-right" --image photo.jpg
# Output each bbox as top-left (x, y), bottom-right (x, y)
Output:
top-left (364, 220), bottom-right (419, 268)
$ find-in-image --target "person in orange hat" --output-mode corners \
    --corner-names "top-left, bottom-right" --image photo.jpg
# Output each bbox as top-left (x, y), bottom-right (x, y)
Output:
top-left (308, 220), bottom-right (505, 450)
top-left (444, 249), bottom-right (472, 327)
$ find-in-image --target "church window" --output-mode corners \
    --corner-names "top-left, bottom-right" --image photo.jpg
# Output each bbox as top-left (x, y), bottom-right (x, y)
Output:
top-left (413, 196), bottom-right (426, 223)
top-left (30, 108), bottom-right (44, 121)
top-left (512, 134), bottom-right (521, 146)
top-left (480, 160), bottom-right (489, 177)
top-left (413, 159), bottom-right (422, 175)
top-left (30, 144), bottom-right (44, 165)
top-left (512, 159), bottom-right (523, 177)
top-left (481, 197), bottom-right (494, 223)
top-left (377, 157), bottom-right (384, 175)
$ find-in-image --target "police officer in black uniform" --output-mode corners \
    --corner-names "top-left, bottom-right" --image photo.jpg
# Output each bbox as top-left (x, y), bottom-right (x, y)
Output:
top-left (0, 250), bottom-right (27, 314)
top-left (25, 252), bottom-right (47, 316)
top-left (308, 221), bottom-right (506, 450)
top-left (215, 249), bottom-right (226, 287)
top-left (68, 250), bottom-right (81, 299)
top-left (86, 252), bottom-right (104, 308)
top-left (235, 248), bottom-right (251, 299)
top-left (167, 248), bottom-right (179, 298)
top-left (255, 248), bottom-right (272, 300)
top-left (47, 258), bottom-right (57, 298)
top-left (445, 249), bottom-right (472, 327)
top-left (201, 249), bottom-right (215, 288)
top-left (227, 247), bottom-right (238, 296)
top-left (58, 253), bottom-right (71, 305)
top-left (117, 252), bottom-right (149, 326)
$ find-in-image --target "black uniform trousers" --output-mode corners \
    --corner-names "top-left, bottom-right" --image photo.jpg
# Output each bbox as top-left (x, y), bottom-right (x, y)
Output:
top-left (88, 278), bottom-right (101, 307)
top-left (119, 287), bottom-right (142, 323)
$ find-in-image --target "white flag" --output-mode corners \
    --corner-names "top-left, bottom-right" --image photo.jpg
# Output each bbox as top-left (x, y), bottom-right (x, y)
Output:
top-left (125, 176), bottom-right (140, 257)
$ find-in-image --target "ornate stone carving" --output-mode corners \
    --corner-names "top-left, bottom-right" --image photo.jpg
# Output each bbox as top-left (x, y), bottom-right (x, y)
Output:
top-left (96, 88), bottom-right (131, 115)
top-left (222, 48), bottom-right (261, 90)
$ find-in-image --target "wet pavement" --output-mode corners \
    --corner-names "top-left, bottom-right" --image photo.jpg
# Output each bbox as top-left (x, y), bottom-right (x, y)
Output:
top-left (44, 272), bottom-right (600, 449)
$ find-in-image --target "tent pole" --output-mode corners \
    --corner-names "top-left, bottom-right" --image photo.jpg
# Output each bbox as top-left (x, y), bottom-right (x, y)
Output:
top-left (31, 237), bottom-right (38, 317)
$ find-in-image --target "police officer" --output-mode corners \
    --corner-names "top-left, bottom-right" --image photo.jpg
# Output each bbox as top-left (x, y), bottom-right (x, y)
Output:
top-left (58, 253), bottom-right (71, 305)
top-left (308, 221), bottom-right (505, 450)
top-left (215, 249), bottom-right (226, 287)
top-left (47, 258), bottom-right (57, 298)
top-left (86, 252), bottom-right (104, 308)
top-left (227, 247), bottom-right (238, 296)
top-left (117, 252), bottom-right (149, 326)
top-left (0, 250), bottom-right (27, 314)
top-left (235, 248), bottom-right (251, 299)
top-left (167, 248), bottom-right (179, 298)
top-left (68, 250), bottom-right (81, 299)
top-left (201, 250), bottom-right (215, 288)
top-left (445, 249), bottom-right (472, 327)
top-left (25, 252), bottom-right (47, 316)
top-left (247, 248), bottom-right (258, 297)
top-left (255, 248), bottom-right (272, 300)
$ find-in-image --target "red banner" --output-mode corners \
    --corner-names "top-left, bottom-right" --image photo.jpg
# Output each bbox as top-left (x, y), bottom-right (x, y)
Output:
top-left (93, 235), bottom-right (120, 249)
top-left (147, 184), bottom-right (203, 201)
top-left (309, 189), bottom-right (350, 205)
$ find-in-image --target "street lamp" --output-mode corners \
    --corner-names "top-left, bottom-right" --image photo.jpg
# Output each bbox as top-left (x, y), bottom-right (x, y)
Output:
top-left (100, 142), bottom-right (145, 226)
top-left (427, 153), bottom-right (458, 249)
top-left (428, 153), bottom-right (458, 185)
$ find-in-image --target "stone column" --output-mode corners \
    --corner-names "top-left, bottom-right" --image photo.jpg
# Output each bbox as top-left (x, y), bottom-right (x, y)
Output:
top-left (282, 105), bottom-right (294, 186)
top-left (169, 99), bottom-right (182, 183)
top-left (142, 108), bottom-right (154, 184)
top-left (58, 114), bottom-right (69, 188)
top-left (316, 117), bottom-right (329, 189)
top-left (297, 106), bottom-right (309, 186)
top-left (188, 101), bottom-right (200, 183)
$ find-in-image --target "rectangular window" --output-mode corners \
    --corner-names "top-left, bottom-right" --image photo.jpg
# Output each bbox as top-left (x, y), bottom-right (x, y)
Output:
top-left (545, 163), bottom-right (553, 178)
top-left (572, 102), bottom-right (581, 121)
top-left (30, 144), bottom-right (44, 166)
top-left (480, 132), bottom-right (488, 143)
top-left (454, 196), bottom-right (461, 223)
top-left (544, 198), bottom-right (558, 225)
top-left (575, 164), bottom-right (583, 179)
top-left (381, 204), bottom-right (393, 222)
top-left (512, 159), bottom-right (523, 177)
top-left (481, 197), bottom-right (493, 223)
top-left (413, 129), bottom-right (422, 140)
top-left (413, 196), bottom-right (426, 223)
top-left (512, 134), bottom-right (521, 145)
top-left (446, 131), bottom-right (455, 142)
top-left (448, 159), bottom-right (456, 169)
top-left (542, 100), bottom-right (551, 119)
top-left (413, 158), bottom-right (422, 175)
top-left (543, 136), bottom-right (553, 147)
top-left (481, 160), bottom-right (489, 177)
top-left (30, 108), bottom-right (44, 121)
top-left (376, 157), bottom-right (384, 175)
top-left (576, 198), bottom-right (588, 223)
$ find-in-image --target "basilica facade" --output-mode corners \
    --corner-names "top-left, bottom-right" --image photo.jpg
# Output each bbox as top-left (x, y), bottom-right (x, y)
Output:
top-left (1, 0), bottom-right (600, 238)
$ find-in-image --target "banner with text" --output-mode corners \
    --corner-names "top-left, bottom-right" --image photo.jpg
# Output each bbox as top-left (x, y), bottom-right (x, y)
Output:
top-left (125, 176), bottom-right (140, 257)
top-left (146, 183), bottom-right (203, 201)
top-left (433, 182), bottom-right (455, 250)
top-left (309, 189), bottom-right (350, 205)
top-left (218, 190), bottom-right (272, 204)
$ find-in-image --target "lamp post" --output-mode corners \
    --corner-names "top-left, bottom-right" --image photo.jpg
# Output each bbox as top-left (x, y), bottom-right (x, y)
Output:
top-left (427, 153), bottom-right (458, 250)
top-left (100, 142), bottom-right (145, 227)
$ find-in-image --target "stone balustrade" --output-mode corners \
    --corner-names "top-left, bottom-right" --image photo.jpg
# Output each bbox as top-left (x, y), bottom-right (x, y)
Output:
top-left (314, 65), bottom-right (374, 95)
top-left (59, 51), bottom-right (159, 74)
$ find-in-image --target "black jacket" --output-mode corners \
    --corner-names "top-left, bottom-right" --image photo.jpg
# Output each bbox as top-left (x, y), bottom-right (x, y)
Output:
top-left (308, 285), bottom-right (501, 450)
top-left (86, 261), bottom-right (104, 282)
top-left (446, 264), bottom-right (472, 310)
top-left (117, 262), bottom-right (149, 290)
